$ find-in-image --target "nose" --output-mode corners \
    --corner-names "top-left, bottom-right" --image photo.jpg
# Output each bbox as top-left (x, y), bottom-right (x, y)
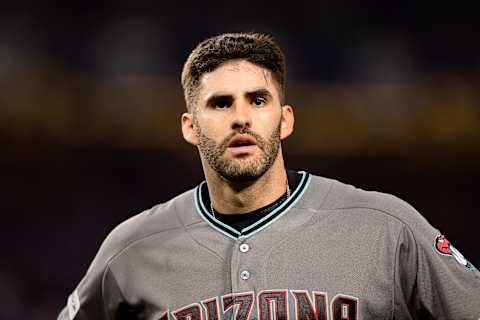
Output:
top-left (231, 99), bottom-right (252, 131)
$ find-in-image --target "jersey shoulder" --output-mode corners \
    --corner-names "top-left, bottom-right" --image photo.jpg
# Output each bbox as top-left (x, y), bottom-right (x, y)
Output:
top-left (310, 174), bottom-right (433, 232)
top-left (90, 187), bottom-right (196, 271)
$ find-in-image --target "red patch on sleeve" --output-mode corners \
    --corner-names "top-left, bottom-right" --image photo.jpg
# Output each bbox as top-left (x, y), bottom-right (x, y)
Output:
top-left (435, 235), bottom-right (452, 255)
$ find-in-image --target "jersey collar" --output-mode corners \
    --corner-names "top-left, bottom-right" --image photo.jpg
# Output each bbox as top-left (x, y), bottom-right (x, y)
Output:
top-left (194, 171), bottom-right (312, 240)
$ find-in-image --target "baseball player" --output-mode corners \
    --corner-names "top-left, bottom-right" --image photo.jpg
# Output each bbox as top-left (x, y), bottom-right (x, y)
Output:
top-left (58, 32), bottom-right (480, 320)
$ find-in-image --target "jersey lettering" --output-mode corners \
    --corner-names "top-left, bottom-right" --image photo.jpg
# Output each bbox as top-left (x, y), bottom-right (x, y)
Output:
top-left (172, 303), bottom-right (203, 320)
top-left (171, 290), bottom-right (358, 320)
top-left (331, 295), bottom-right (358, 320)
top-left (202, 298), bottom-right (220, 320)
top-left (291, 290), bottom-right (328, 320)
top-left (222, 292), bottom-right (255, 320)
top-left (258, 290), bottom-right (288, 320)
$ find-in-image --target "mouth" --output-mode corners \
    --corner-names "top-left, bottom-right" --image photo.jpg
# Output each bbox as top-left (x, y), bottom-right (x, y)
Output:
top-left (226, 135), bottom-right (258, 155)
top-left (227, 135), bottom-right (257, 148)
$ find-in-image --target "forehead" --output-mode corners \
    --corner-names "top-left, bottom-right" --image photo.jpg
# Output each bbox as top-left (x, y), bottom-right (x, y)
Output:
top-left (197, 60), bottom-right (279, 101)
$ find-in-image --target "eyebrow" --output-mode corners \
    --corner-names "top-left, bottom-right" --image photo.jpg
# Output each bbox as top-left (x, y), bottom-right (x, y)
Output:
top-left (204, 88), bottom-right (273, 107)
top-left (245, 88), bottom-right (273, 100)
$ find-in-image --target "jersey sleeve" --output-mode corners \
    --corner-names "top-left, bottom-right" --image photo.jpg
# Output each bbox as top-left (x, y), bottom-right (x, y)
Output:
top-left (394, 216), bottom-right (480, 319)
top-left (57, 235), bottom-right (127, 320)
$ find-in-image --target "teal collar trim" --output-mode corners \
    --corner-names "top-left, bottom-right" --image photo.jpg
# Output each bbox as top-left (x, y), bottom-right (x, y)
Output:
top-left (194, 171), bottom-right (312, 240)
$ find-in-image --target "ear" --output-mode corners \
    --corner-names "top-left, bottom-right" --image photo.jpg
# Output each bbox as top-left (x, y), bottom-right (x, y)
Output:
top-left (280, 104), bottom-right (294, 140)
top-left (181, 112), bottom-right (199, 146)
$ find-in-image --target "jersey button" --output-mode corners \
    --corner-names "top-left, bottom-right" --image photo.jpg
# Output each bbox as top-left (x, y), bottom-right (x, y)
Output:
top-left (239, 243), bottom-right (250, 253)
top-left (240, 270), bottom-right (250, 280)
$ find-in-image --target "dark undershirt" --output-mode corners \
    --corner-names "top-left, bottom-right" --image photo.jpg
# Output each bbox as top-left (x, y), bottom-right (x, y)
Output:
top-left (201, 170), bottom-right (301, 232)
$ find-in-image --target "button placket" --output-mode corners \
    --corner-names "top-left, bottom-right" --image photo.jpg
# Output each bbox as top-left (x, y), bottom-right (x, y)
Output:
top-left (240, 270), bottom-right (250, 280)
top-left (231, 240), bottom-right (257, 290)
top-left (238, 242), bottom-right (251, 282)
top-left (238, 242), bottom-right (251, 281)
top-left (239, 243), bottom-right (250, 253)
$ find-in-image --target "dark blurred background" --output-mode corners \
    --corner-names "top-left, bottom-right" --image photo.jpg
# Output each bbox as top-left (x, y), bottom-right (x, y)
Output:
top-left (1, 2), bottom-right (479, 319)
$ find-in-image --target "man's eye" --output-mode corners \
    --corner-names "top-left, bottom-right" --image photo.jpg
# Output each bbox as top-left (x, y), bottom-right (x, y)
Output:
top-left (253, 97), bottom-right (266, 107)
top-left (215, 100), bottom-right (230, 109)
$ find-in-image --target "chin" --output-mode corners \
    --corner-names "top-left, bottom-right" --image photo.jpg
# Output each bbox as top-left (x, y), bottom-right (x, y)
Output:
top-left (218, 159), bottom-right (271, 183)
top-left (221, 171), bottom-right (263, 183)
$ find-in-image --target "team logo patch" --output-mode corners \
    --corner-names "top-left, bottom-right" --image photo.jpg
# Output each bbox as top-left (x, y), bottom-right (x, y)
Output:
top-left (434, 234), bottom-right (477, 272)
top-left (435, 234), bottom-right (453, 255)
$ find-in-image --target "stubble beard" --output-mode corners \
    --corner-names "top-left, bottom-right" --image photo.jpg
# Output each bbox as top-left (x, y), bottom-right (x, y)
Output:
top-left (195, 121), bottom-right (282, 183)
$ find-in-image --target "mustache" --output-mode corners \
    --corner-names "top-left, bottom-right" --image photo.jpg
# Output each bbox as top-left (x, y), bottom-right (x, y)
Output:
top-left (219, 129), bottom-right (265, 153)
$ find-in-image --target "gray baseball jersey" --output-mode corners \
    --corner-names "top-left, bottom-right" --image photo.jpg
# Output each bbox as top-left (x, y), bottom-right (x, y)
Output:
top-left (58, 171), bottom-right (480, 319)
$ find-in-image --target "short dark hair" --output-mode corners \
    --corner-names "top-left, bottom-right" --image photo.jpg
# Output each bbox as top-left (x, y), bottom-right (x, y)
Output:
top-left (181, 32), bottom-right (287, 111)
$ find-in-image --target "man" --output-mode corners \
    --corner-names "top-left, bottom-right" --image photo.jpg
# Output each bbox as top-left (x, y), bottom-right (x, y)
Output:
top-left (58, 32), bottom-right (480, 320)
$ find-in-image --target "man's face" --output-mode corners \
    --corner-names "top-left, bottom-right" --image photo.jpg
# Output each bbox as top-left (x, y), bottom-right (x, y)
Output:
top-left (190, 60), bottom-right (287, 182)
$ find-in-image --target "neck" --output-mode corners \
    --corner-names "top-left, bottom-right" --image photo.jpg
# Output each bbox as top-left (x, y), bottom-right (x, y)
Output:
top-left (202, 153), bottom-right (288, 214)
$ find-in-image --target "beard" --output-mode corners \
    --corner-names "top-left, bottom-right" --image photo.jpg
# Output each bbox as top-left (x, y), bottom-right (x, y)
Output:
top-left (195, 121), bottom-right (281, 183)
